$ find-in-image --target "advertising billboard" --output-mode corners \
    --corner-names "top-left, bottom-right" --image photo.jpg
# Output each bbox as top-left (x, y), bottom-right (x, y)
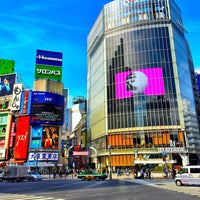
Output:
top-left (197, 74), bottom-right (200, 92)
top-left (35, 64), bottom-right (62, 81)
top-left (0, 59), bottom-right (15, 75)
top-left (28, 152), bottom-right (58, 161)
top-left (0, 74), bottom-right (16, 97)
top-left (35, 49), bottom-right (63, 81)
top-left (14, 116), bottom-right (30, 160)
top-left (31, 91), bottom-right (64, 105)
top-left (115, 67), bottom-right (165, 99)
top-left (30, 92), bottom-right (64, 125)
top-left (31, 126), bottom-right (42, 149)
top-left (31, 126), bottom-right (59, 149)
top-left (36, 49), bottom-right (63, 66)
top-left (42, 126), bottom-right (59, 149)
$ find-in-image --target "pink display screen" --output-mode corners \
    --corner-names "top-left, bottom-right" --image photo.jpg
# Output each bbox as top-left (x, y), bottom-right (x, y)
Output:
top-left (115, 67), bottom-right (165, 99)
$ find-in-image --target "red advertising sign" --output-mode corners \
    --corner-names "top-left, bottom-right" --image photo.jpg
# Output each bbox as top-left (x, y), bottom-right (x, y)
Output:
top-left (14, 116), bottom-right (30, 160)
top-left (9, 122), bottom-right (16, 147)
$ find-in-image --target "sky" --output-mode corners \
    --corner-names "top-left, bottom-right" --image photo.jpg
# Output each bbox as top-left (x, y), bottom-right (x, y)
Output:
top-left (0, 0), bottom-right (199, 107)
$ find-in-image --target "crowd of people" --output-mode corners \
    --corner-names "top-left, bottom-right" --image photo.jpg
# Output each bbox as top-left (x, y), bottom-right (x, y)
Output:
top-left (115, 165), bottom-right (178, 179)
top-left (48, 165), bottom-right (178, 180)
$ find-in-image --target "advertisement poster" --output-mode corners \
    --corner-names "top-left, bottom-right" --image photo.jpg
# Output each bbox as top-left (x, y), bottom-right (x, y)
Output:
top-left (14, 116), bottom-right (30, 160)
top-left (31, 126), bottom-right (59, 149)
top-left (115, 67), bottom-right (165, 99)
top-left (0, 59), bottom-right (15, 75)
top-left (0, 74), bottom-right (16, 97)
top-left (42, 126), bottom-right (59, 149)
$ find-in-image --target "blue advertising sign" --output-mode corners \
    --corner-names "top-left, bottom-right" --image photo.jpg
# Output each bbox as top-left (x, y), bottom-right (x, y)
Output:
top-left (197, 74), bottom-right (200, 92)
top-left (31, 126), bottom-right (43, 148)
top-left (30, 91), bottom-right (64, 125)
top-left (31, 91), bottom-right (64, 105)
top-left (20, 90), bottom-right (32, 115)
top-left (36, 49), bottom-right (63, 67)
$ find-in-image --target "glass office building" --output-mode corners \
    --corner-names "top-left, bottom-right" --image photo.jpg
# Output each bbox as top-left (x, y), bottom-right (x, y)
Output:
top-left (87, 0), bottom-right (200, 168)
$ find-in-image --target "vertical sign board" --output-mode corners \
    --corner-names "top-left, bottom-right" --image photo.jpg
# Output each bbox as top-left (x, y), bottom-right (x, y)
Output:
top-left (9, 122), bottom-right (16, 147)
top-left (11, 83), bottom-right (23, 111)
top-left (0, 114), bottom-right (8, 148)
top-left (20, 90), bottom-right (32, 115)
top-left (14, 116), bottom-right (30, 160)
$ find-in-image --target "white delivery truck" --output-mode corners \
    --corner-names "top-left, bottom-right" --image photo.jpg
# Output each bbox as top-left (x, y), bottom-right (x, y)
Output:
top-left (175, 165), bottom-right (200, 186)
top-left (0, 166), bottom-right (28, 182)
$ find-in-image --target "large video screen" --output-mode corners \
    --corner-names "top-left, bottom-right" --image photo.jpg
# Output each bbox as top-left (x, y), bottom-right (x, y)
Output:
top-left (115, 67), bottom-right (165, 99)
top-left (30, 103), bottom-right (64, 125)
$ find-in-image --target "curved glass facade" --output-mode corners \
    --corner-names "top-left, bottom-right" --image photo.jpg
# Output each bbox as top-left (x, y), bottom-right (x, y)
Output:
top-left (87, 0), bottom-right (200, 167)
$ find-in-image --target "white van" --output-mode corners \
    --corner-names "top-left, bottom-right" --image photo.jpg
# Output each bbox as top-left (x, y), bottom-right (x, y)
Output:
top-left (175, 165), bottom-right (200, 186)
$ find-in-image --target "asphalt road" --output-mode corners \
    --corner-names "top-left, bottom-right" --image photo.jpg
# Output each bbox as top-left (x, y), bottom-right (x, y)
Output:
top-left (0, 178), bottom-right (199, 200)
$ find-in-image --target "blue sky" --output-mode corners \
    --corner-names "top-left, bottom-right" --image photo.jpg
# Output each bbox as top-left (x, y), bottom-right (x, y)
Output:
top-left (0, 0), bottom-right (199, 107)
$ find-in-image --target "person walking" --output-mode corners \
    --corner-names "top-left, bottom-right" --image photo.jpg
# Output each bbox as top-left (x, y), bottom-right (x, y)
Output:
top-left (53, 169), bottom-right (57, 179)
top-left (172, 167), bottom-right (176, 179)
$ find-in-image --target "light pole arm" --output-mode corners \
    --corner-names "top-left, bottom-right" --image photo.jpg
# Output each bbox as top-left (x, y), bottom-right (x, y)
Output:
top-left (89, 146), bottom-right (97, 156)
top-left (67, 145), bottom-right (73, 158)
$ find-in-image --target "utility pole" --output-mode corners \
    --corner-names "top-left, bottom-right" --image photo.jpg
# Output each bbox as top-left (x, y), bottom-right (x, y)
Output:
top-left (108, 145), bottom-right (112, 180)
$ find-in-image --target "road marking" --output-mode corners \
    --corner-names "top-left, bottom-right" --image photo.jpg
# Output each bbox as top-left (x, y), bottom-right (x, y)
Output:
top-left (0, 193), bottom-right (64, 200)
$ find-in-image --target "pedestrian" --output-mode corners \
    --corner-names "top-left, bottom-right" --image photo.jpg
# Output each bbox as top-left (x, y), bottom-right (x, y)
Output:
top-left (172, 167), bottom-right (176, 179)
top-left (53, 170), bottom-right (57, 179)
top-left (146, 168), bottom-right (151, 179)
top-left (140, 167), bottom-right (145, 179)
top-left (59, 170), bottom-right (63, 178)
top-left (117, 168), bottom-right (121, 177)
top-left (163, 168), bottom-right (168, 178)
top-left (134, 169), bottom-right (138, 179)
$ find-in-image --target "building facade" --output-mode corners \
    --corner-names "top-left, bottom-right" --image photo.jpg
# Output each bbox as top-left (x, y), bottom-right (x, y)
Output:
top-left (87, 0), bottom-right (200, 169)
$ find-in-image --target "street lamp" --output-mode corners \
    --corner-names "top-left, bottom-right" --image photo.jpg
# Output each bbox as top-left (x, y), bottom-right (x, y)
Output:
top-left (108, 145), bottom-right (112, 180)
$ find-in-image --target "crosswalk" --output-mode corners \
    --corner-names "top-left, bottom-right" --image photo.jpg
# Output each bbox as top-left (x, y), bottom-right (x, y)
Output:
top-left (126, 179), bottom-right (200, 197)
top-left (0, 193), bottom-right (64, 200)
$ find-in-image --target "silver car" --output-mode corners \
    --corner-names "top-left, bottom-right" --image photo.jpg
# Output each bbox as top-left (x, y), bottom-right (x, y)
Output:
top-left (175, 166), bottom-right (200, 186)
top-left (26, 171), bottom-right (42, 181)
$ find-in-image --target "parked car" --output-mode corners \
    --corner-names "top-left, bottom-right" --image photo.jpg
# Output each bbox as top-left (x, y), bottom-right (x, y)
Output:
top-left (77, 170), bottom-right (107, 181)
top-left (25, 171), bottom-right (42, 181)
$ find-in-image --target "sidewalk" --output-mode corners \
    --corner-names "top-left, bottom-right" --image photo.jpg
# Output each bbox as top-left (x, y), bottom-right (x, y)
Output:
top-left (42, 172), bottom-right (168, 181)
top-left (111, 172), bottom-right (169, 180)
